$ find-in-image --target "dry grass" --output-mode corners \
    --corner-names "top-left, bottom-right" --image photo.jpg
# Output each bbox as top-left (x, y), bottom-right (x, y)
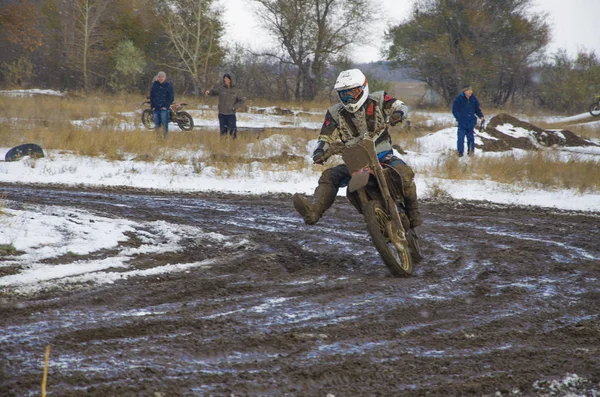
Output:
top-left (0, 243), bottom-right (18, 255)
top-left (0, 93), bottom-right (311, 166)
top-left (428, 151), bottom-right (600, 193)
top-left (1, 92), bottom-right (598, 192)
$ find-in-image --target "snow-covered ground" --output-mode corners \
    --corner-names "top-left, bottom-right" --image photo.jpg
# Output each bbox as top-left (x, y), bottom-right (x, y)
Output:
top-left (1, 89), bottom-right (599, 293)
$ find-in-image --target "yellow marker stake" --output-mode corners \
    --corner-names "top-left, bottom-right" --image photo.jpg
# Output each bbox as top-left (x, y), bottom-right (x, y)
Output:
top-left (42, 345), bottom-right (51, 397)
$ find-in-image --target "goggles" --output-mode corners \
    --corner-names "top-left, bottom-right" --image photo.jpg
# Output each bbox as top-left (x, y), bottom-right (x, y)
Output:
top-left (338, 86), bottom-right (363, 104)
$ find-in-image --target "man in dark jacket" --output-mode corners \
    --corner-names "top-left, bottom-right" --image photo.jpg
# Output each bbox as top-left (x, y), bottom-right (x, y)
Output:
top-left (150, 71), bottom-right (174, 138)
top-left (452, 85), bottom-right (484, 157)
top-left (205, 73), bottom-right (245, 138)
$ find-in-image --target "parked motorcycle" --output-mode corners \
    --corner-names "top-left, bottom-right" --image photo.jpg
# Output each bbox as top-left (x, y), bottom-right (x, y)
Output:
top-left (323, 134), bottom-right (422, 277)
top-left (589, 95), bottom-right (600, 117)
top-left (141, 100), bottom-right (194, 131)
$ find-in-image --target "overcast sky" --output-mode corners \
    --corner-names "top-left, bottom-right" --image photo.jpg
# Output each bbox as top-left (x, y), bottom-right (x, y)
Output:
top-left (220, 0), bottom-right (600, 63)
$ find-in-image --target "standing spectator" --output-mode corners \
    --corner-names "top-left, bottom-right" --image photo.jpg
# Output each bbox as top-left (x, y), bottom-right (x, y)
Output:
top-left (205, 73), bottom-right (245, 138)
top-left (452, 85), bottom-right (484, 157)
top-left (150, 71), bottom-right (174, 139)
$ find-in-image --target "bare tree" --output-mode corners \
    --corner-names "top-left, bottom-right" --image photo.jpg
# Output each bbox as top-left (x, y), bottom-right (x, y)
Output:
top-left (253, 0), bottom-right (373, 101)
top-left (70, 0), bottom-right (113, 91)
top-left (160, 0), bottom-right (224, 95)
top-left (387, 0), bottom-right (549, 105)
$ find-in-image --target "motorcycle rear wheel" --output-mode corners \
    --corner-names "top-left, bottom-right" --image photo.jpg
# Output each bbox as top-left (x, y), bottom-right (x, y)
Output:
top-left (141, 109), bottom-right (155, 129)
top-left (363, 200), bottom-right (413, 277)
top-left (176, 111), bottom-right (194, 131)
top-left (590, 102), bottom-right (600, 117)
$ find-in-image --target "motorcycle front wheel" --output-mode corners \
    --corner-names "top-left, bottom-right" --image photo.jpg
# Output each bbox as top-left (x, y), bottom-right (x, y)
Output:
top-left (590, 102), bottom-right (600, 117)
top-left (176, 111), bottom-right (194, 131)
top-left (363, 200), bottom-right (413, 277)
top-left (141, 109), bottom-right (155, 129)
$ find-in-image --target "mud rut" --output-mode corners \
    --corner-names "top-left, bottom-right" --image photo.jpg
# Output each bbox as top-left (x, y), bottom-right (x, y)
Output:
top-left (1, 185), bottom-right (599, 396)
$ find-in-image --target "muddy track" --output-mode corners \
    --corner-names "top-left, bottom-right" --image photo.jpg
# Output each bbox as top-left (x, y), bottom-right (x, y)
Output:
top-left (1, 184), bottom-right (599, 396)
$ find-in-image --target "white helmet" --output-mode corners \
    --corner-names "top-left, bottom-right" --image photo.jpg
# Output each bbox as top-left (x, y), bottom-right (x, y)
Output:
top-left (334, 69), bottom-right (369, 113)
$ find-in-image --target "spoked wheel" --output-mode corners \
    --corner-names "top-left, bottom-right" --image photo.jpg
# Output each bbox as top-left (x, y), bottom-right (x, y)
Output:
top-left (590, 102), bottom-right (600, 117)
top-left (176, 111), bottom-right (194, 131)
top-left (363, 200), bottom-right (413, 277)
top-left (141, 109), bottom-right (155, 129)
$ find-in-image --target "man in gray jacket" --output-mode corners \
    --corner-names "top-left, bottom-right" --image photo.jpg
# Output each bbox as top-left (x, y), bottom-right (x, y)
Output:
top-left (205, 73), bottom-right (245, 138)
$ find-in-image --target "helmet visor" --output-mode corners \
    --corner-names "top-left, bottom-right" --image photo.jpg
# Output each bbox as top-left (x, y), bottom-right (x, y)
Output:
top-left (338, 86), bottom-right (364, 104)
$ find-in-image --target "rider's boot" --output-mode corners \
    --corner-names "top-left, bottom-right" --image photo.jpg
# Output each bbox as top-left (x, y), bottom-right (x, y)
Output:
top-left (292, 183), bottom-right (337, 225)
top-left (403, 180), bottom-right (423, 229)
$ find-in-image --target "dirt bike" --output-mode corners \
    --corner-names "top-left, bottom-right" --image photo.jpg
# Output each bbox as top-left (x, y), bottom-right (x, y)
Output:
top-left (141, 100), bottom-right (194, 131)
top-left (323, 133), bottom-right (423, 277)
top-left (589, 95), bottom-right (600, 117)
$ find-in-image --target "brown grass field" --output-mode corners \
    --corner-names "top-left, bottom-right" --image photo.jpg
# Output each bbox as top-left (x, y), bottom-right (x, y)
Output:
top-left (0, 92), bottom-right (598, 193)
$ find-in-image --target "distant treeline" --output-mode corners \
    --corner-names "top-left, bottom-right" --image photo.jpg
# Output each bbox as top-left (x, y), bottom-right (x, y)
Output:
top-left (0, 0), bottom-right (599, 113)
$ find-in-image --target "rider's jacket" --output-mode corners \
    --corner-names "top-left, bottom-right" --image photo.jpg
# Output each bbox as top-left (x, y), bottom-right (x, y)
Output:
top-left (318, 91), bottom-right (408, 155)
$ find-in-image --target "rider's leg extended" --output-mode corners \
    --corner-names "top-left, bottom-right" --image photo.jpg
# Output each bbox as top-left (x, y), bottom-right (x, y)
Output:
top-left (293, 164), bottom-right (349, 225)
top-left (391, 161), bottom-right (423, 229)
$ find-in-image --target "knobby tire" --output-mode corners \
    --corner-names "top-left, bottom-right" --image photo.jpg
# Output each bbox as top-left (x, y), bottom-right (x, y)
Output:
top-left (363, 200), bottom-right (413, 277)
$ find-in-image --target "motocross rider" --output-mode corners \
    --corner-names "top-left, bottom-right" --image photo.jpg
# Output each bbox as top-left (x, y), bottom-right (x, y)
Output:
top-left (292, 68), bottom-right (423, 229)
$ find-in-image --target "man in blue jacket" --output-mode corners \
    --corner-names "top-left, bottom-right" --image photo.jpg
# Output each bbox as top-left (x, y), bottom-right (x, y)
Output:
top-left (150, 71), bottom-right (174, 138)
top-left (452, 85), bottom-right (484, 157)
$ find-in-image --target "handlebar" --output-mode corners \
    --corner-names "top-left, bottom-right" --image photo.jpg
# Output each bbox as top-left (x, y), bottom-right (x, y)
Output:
top-left (320, 120), bottom-right (398, 163)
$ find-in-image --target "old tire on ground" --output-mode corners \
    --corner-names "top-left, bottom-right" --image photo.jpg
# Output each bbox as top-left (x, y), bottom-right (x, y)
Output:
top-left (363, 200), bottom-right (413, 277)
top-left (141, 109), bottom-right (155, 129)
top-left (589, 102), bottom-right (600, 117)
top-left (176, 111), bottom-right (194, 131)
top-left (5, 143), bottom-right (45, 162)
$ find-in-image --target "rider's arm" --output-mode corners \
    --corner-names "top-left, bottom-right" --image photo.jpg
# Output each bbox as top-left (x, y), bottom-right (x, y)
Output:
top-left (317, 109), bottom-right (339, 144)
top-left (382, 93), bottom-right (408, 125)
top-left (311, 110), bottom-right (340, 164)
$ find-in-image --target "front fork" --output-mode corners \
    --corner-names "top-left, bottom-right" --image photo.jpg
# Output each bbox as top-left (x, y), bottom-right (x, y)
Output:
top-left (356, 168), bottom-right (407, 240)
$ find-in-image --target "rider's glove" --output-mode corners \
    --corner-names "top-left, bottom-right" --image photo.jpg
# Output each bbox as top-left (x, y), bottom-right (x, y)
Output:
top-left (389, 110), bottom-right (404, 126)
top-left (312, 149), bottom-right (325, 164)
top-left (312, 141), bottom-right (328, 164)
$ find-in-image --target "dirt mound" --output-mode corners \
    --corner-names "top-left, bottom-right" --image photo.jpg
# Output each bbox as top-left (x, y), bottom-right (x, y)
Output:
top-left (477, 113), bottom-right (598, 152)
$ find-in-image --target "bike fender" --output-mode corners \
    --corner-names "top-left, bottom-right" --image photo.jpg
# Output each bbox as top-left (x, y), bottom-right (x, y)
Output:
top-left (348, 170), bottom-right (370, 193)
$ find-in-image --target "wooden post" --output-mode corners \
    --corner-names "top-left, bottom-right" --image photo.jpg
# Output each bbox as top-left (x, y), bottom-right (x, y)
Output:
top-left (41, 345), bottom-right (51, 397)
